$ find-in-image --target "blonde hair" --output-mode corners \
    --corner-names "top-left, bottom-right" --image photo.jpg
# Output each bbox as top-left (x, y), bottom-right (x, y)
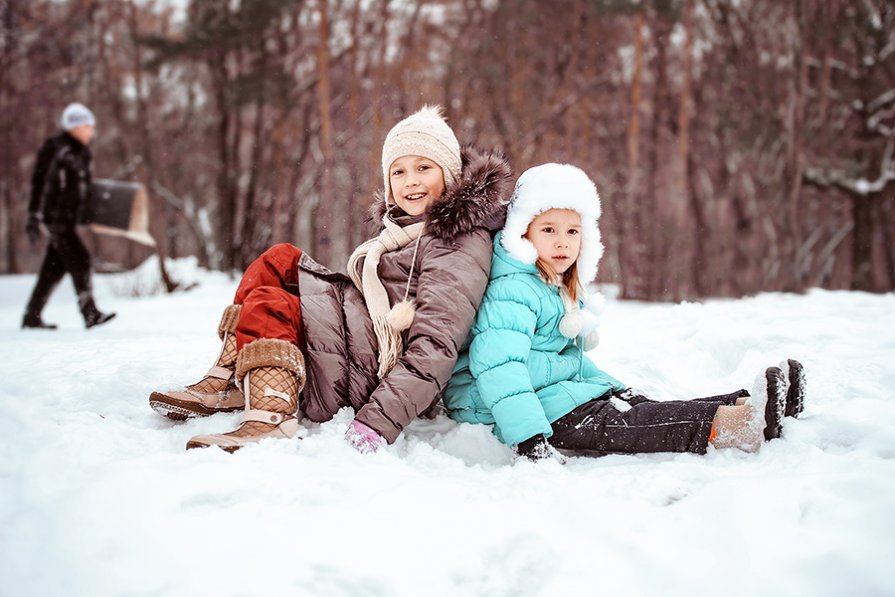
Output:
top-left (534, 259), bottom-right (580, 302)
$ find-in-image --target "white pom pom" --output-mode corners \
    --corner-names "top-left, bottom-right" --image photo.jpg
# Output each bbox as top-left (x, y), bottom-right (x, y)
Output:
top-left (559, 311), bottom-right (582, 338)
top-left (386, 300), bottom-right (416, 331)
top-left (579, 308), bottom-right (599, 335)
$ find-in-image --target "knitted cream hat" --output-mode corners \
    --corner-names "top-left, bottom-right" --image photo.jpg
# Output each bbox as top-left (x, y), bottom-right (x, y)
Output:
top-left (381, 105), bottom-right (462, 205)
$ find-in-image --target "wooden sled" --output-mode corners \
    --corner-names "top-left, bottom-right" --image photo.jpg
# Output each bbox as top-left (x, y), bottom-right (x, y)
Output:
top-left (85, 179), bottom-right (156, 247)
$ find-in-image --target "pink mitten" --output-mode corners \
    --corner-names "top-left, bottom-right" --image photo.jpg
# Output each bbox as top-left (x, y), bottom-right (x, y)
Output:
top-left (345, 419), bottom-right (384, 453)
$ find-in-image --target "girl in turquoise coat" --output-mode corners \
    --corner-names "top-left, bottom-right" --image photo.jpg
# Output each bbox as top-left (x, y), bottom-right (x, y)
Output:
top-left (444, 163), bottom-right (807, 460)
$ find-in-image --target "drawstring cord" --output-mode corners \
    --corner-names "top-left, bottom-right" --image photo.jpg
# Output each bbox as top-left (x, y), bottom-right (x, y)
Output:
top-left (403, 228), bottom-right (423, 303)
top-left (576, 335), bottom-right (585, 382)
top-left (385, 202), bottom-right (423, 304)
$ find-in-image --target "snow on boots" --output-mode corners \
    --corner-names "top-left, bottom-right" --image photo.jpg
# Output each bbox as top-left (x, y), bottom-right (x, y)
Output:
top-left (757, 365), bottom-right (788, 441)
top-left (186, 338), bottom-right (305, 452)
top-left (783, 358), bottom-right (806, 418)
top-left (149, 304), bottom-right (245, 419)
top-left (710, 367), bottom-right (781, 452)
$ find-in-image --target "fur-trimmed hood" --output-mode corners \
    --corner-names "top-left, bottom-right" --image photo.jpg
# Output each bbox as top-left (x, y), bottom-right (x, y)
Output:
top-left (501, 163), bottom-right (603, 285)
top-left (371, 145), bottom-right (513, 241)
top-left (499, 163), bottom-right (606, 348)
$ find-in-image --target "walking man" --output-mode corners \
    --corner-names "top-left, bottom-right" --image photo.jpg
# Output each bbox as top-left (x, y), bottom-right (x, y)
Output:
top-left (22, 102), bottom-right (115, 329)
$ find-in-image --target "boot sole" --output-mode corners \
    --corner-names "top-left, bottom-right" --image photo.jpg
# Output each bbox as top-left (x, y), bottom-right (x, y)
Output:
top-left (86, 313), bottom-right (117, 329)
top-left (149, 392), bottom-right (243, 421)
top-left (185, 419), bottom-right (304, 453)
top-left (185, 440), bottom-right (241, 453)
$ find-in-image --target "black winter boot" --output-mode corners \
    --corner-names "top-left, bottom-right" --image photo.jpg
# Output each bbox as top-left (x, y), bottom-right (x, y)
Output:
top-left (80, 296), bottom-right (116, 329)
top-left (22, 313), bottom-right (58, 330)
top-left (762, 366), bottom-right (788, 441)
top-left (783, 359), bottom-right (806, 418)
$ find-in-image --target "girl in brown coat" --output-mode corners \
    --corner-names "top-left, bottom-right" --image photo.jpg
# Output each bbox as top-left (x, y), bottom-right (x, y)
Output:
top-left (149, 106), bottom-right (513, 452)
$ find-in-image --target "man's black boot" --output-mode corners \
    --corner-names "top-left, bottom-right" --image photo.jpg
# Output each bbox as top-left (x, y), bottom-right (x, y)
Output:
top-left (22, 313), bottom-right (58, 330)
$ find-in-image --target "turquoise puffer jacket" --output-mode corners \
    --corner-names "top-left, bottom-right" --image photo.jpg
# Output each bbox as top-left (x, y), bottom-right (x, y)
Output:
top-left (444, 233), bottom-right (625, 445)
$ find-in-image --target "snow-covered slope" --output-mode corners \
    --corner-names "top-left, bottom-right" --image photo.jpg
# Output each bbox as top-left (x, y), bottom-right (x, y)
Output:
top-left (2, 258), bottom-right (893, 597)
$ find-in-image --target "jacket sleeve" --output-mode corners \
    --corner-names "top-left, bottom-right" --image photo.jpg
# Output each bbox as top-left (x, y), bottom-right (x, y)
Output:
top-left (35, 145), bottom-right (76, 221)
top-left (28, 139), bottom-right (57, 215)
top-left (355, 229), bottom-right (492, 443)
top-left (467, 278), bottom-right (553, 446)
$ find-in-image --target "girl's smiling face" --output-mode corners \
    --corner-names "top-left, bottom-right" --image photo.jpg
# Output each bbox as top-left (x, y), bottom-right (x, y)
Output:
top-left (524, 208), bottom-right (582, 275)
top-left (388, 155), bottom-right (446, 216)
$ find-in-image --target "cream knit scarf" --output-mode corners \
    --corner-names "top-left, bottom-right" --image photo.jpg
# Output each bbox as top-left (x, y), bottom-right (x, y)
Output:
top-left (347, 215), bottom-right (425, 378)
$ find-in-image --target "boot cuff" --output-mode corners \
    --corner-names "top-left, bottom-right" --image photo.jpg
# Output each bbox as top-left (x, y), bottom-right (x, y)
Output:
top-left (218, 304), bottom-right (242, 339)
top-left (236, 338), bottom-right (305, 382)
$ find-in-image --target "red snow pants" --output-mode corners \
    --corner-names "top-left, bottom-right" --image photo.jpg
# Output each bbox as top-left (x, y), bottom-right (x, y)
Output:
top-left (232, 243), bottom-right (304, 352)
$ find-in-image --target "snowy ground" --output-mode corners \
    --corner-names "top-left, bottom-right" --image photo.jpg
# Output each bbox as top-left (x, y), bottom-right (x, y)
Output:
top-left (1, 257), bottom-right (894, 597)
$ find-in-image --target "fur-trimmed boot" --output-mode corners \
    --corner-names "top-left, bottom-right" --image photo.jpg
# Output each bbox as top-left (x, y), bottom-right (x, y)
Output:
top-left (756, 365), bottom-right (788, 441)
top-left (711, 366), bottom-right (787, 451)
top-left (782, 359), bottom-right (806, 418)
top-left (149, 304), bottom-right (245, 420)
top-left (186, 338), bottom-right (306, 452)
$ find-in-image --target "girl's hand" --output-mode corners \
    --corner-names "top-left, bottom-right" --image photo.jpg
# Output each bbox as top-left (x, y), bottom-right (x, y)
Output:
top-left (515, 435), bottom-right (567, 464)
top-left (345, 419), bottom-right (384, 453)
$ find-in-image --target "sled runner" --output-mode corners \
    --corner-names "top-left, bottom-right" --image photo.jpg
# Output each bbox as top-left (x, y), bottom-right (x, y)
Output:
top-left (84, 179), bottom-right (156, 246)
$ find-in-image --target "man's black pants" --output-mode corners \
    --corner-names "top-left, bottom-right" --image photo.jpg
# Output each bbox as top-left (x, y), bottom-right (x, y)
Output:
top-left (25, 224), bottom-right (93, 317)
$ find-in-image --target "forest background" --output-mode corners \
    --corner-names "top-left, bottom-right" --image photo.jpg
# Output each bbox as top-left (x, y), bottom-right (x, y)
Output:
top-left (1, 0), bottom-right (893, 300)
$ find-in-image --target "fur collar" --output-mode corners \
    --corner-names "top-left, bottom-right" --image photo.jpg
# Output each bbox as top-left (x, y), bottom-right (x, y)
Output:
top-left (371, 145), bottom-right (513, 241)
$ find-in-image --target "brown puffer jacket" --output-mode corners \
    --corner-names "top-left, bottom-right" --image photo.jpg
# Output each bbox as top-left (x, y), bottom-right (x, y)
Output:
top-left (297, 147), bottom-right (513, 443)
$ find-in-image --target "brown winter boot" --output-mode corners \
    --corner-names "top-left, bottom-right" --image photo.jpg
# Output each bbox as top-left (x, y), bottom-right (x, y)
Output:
top-left (186, 338), bottom-right (306, 452)
top-left (149, 304), bottom-right (245, 420)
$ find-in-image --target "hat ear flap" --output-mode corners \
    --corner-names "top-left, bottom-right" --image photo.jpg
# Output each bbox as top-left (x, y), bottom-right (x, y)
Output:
top-left (501, 235), bottom-right (539, 265)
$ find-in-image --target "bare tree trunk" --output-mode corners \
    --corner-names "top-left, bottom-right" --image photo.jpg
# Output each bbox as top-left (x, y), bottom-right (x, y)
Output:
top-left (620, 11), bottom-right (645, 299)
top-left (370, 0), bottom-right (389, 197)
top-left (239, 39), bottom-right (269, 268)
top-left (815, 0), bottom-right (837, 125)
top-left (212, 55), bottom-right (237, 272)
top-left (782, 0), bottom-right (809, 292)
top-left (680, 0), bottom-right (705, 297)
top-left (882, 194), bottom-right (895, 289)
top-left (646, 17), bottom-right (670, 300)
top-left (229, 49), bottom-right (245, 263)
top-left (851, 193), bottom-right (876, 291)
top-left (314, 0), bottom-right (336, 267)
top-left (347, 0), bottom-right (363, 250)
top-left (127, 3), bottom-right (177, 291)
top-left (0, 0), bottom-right (20, 273)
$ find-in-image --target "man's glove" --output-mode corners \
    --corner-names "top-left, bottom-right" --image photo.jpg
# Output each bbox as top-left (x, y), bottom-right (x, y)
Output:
top-left (26, 213), bottom-right (42, 245)
top-left (515, 435), bottom-right (567, 463)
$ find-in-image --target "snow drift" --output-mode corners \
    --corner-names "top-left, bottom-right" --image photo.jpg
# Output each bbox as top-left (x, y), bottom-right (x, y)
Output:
top-left (2, 258), bottom-right (894, 597)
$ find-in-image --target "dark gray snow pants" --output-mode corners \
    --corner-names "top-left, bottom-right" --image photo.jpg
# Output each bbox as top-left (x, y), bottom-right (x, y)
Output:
top-left (548, 387), bottom-right (749, 456)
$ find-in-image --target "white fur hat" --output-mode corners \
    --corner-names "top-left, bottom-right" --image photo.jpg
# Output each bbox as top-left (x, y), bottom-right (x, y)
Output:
top-left (381, 105), bottom-right (462, 205)
top-left (501, 163), bottom-right (603, 284)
